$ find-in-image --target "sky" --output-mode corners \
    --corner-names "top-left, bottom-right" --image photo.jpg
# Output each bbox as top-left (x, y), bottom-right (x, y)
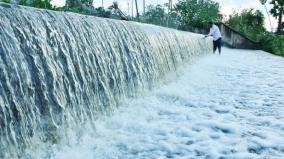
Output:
top-left (51, 0), bottom-right (277, 31)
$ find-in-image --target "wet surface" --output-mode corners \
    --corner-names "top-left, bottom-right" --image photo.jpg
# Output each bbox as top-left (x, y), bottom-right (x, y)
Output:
top-left (37, 48), bottom-right (284, 159)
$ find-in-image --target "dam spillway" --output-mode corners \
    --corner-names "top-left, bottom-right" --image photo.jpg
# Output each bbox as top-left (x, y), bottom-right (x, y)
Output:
top-left (49, 48), bottom-right (284, 159)
top-left (0, 3), bottom-right (211, 158)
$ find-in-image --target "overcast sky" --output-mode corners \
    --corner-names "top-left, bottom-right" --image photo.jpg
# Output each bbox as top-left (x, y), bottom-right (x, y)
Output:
top-left (51, 0), bottom-right (277, 31)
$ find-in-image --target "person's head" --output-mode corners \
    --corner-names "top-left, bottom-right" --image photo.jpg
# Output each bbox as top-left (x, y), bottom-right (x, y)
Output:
top-left (208, 21), bottom-right (214, 27)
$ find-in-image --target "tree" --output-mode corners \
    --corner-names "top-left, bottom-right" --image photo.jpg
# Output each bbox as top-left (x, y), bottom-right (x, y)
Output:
top-left (65, 0), bottom-right (93, 10)
top-left (93, 7), bottom-right (110, 18)
top-left (16, 0), bottom-right (53, 9)
top-left (270, 0), bottom-right (284, 33)
top-left (141, 3), bottom-right (179, 28)
top-left (30, 0), bottom-right (53, 9)
top-left (142, 4), bottom-right (168, 26)
top-left (175, 0), bottom-right (222, 31)
top-left (226, 9), bottom-right (266, 41)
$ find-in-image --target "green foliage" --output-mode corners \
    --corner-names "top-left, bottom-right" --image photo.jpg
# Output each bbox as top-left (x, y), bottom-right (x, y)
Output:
top-left (63, 0), bottom-right (112, 18)
top-left (19, 0), bottom-right (28, 6)
top-left (259, 0), bottom-right (267, 5)
top-left (270, 0), bottom-right (284, 33)
top-left (142, 4), bottom-right (168, 26)
top-left (65, 0), bottom-right (83, 12)
top-left (142, 0), bottom-right (221, 30)
top-left (65, 0), bottom-right (93, 12)
top-left (141, 4), bottom-right (179, 28)
top-left (167, 11), bottom-right (180, 29)
top-left (260, 32), bottom-right (275, 53)
top-left (261, 33), bottom-right (284, 56)
top-left (65, 0), bottom-right (93, 8)
top-left (226, 8), bottom-right (283, 56)
top-left (175, 0), bottom-right (222, 31)
top-left (226, 9), bottom-right (266, 41)
top-left (17, 0), bottom-right (53, 9)
top-left (30, 0), bottom-right (53, 9)
top-left (0, 0), bottom-right (10, 3)
top-left (271, 35), bottom-right (284, 55)
top-left (93, 7), bottom-right (111, 18)
top-left (80, 0), bottom-right (93, 6)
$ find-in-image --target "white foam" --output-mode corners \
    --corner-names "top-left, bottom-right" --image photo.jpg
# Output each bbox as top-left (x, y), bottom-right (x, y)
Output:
top-left (33, 48), bottom-right (284, 159)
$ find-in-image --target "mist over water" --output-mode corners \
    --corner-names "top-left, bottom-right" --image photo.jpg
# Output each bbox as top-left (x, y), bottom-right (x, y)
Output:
top-left (0, 3), bottom-right (211, 158)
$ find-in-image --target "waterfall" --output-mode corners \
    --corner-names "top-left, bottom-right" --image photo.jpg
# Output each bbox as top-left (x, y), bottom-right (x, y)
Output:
top-left (0, 2), bottom-right (212, 158)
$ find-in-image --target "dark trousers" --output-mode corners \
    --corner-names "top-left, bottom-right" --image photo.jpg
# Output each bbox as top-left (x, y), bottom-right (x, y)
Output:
top-left (213, 38), bottom-right (222, 53)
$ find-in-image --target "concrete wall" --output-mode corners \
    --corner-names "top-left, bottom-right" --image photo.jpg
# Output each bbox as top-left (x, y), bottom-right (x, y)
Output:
top-left (218, 23), bottom-right (260, 49)
top-left (193, 23), bottom-right (260, 49)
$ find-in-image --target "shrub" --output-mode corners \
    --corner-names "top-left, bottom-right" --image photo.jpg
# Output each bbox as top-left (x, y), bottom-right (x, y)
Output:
top-left (271, 35), bottom-right (284, 56)
top-left (261, 33), bottom-right (284, 56)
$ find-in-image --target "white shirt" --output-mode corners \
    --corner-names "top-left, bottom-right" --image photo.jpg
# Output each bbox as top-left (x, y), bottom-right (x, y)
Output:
top-left (208, 24), bottom-right (222, 41)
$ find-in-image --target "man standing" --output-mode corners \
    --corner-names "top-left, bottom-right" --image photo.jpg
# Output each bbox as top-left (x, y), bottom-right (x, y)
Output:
top-left (205, 22), bottom-right (222, 54)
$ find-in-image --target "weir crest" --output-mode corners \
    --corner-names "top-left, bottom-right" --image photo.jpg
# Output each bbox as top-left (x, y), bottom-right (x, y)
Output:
top-left (0, 3), bottom-right (211, 158)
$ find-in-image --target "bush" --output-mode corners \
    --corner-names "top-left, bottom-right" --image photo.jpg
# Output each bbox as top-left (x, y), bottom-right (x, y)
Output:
top-left (261, 33), bottom-right (284, 56)
top-left (260, 33), bottom-right (274, 53)
top-left (175, 0), bottom-right (222, 30)
top-left (226, 9), bottom-right (266, 42)
top-left (271, 35), bottom-right (284, 56)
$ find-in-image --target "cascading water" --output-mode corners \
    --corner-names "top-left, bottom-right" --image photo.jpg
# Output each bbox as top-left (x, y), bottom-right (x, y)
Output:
top-left (0, 3), bottom-right (212, 158)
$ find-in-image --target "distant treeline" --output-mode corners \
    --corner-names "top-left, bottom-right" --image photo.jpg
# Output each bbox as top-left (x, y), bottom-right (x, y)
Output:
top-left (0, 0), bottom-right (113, 18)
top-left (0, 0), bottom-right (283, 56)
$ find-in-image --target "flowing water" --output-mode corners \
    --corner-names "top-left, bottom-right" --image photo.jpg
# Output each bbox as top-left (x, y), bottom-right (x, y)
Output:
top-left (37, 48), bottom-right (283, 159)
top-left (0, 3), bottom-right (211, 158)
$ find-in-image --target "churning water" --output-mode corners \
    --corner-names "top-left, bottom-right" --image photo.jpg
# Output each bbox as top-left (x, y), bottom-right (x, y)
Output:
top-left (30, 48), bottom-right (284, 159)
top-left (0, 3), bottom-right (211, 158)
